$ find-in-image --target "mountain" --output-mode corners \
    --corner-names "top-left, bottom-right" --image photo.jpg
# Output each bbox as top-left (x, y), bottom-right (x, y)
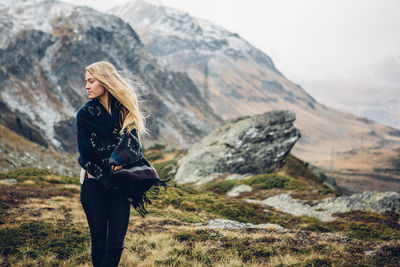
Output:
top-left (1, 0), bottom-right (400, 192)
top-left (0, 0), bottom-right (221, 153)
top-left (0, 123), bottom-right (77, 176)
top-left (108, 0), bottom-right (400, 187)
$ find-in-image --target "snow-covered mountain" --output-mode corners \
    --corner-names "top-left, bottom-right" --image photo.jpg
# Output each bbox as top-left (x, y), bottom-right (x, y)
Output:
top-left (109, 0), bottom-right (400, 166)
top-left (109, 0), bottom-right (316, 116)
top-left (0, 0), bottom-right (221, 152)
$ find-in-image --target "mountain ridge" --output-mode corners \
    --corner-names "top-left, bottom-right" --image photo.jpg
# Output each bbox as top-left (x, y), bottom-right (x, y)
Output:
top-left (108, 0), bottom-right (400, 160)
top-left (0, 0), bottom-right (221, 152)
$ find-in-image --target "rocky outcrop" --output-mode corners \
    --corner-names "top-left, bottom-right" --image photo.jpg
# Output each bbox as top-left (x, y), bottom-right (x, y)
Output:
top-left (0, 0), bottom-right (221, 153)
top-left (0, 124), bottom-right (79, 176)
top-left (251, 194), bottom-right (335, 222)
top-left (254, 191), bottom-right (400, 222)
top-left (174, 110), bottom-right (301, 184)
top-left (313, 191), bottom-right (400, 214)
top-left (202, 219), bottom-right (286, 231)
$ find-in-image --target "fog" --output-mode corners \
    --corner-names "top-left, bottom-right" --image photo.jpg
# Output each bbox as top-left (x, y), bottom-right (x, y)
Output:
top-left (64, 0), bottom-right (400, 86)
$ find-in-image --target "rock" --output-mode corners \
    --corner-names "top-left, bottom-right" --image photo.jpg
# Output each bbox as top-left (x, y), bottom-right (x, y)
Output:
top-left (225, 173), bottom-right (253, 181)
top-left (255, 191), bottom-right (400, 222)
top-left (255, 194), bottom-right (335, 222)
top-left (313, 191), bottom-right (400, 214)
top-left (203, 219), bottom-right (286, 231)
top-left (1, 0), bottom-right (222, 154)
top-left (0, 179), bottom-right (17, 185)
top-left (193, 173), bottom-right (221, 186)
top-left (227, 184), bottom-right (253, 197)
top-left (175, 110), bottom-right (301, 184)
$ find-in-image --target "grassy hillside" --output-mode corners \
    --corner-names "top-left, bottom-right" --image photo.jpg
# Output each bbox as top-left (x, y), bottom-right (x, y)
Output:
top-left (0, 147), bottom-right (399, 266)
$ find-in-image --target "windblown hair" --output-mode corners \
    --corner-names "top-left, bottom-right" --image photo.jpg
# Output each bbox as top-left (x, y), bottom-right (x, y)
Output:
top-left (86, 61), bottom-right (148, 139)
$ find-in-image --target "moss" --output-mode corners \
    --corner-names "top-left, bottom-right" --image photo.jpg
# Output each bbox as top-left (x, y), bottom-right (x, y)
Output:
top-left (0, 183), bottom-right (78, 224)
top-left (153, 183), bottom-right (269, 224)
top-left (202, 179), bottom-right (240, 194)
top-left (281, 155), bottom-right (324, 184)
top-left (0, 168), bottom-right (51, 181)
top-left (153, 159), bottom-right (178, 179)
top-left (151, 182), bottom-right (327, 226)
top-left (174, 230), bottom-right (281, 263)
top-left (151, 179), bottom-right (400, 242)
top-left (333, 210), bottom-right (400, 230)
top-left (303, 258), bottom-right (333, 267)
top-left (148, 208), bottom-right (205, 223)
top-left (144, 152), bottom-right (164, 162)
top-left (173, 246), bottom-right (213, 265)
top-left (0, 168), bottom-right (79, 185)
top-left (345, 222), bottom-right (400, 241)
top-left (279, 155), bottom-right (342, 197)
top-left (317, 187), bottom-right (338, 195)
top-left (154, 256), bottom-right (180, 266)
top-left (147, 143), bottom-right (166, 150)
top-left (143, 147), bottom-right (165, 161)
top-left (296, 244), bottom-right (333, 255)
top-left (175, 229), bottom-right (224, 242)
top-left (302, 218), bottom-right (400, 241)
top-left (0, 221), bottom-right (90, 263)
top-left (202, 173), bottom-right (305, 195)
top-left (244, 174), bottom-right (304, 190)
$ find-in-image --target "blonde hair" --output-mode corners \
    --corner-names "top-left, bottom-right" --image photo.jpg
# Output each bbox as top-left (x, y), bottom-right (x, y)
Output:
top-left (86, 61), bottom-right (148, 139)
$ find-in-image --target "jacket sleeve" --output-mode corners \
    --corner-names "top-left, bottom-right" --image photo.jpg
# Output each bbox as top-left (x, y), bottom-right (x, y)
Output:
top-left (76, 108), bottom-right (111, 180)
top-left (109, 128), bottom-right (143, 167)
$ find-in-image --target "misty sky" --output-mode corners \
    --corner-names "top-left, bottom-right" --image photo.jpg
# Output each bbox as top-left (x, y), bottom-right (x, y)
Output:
top-left (64, 0), bottom-right (400, 86)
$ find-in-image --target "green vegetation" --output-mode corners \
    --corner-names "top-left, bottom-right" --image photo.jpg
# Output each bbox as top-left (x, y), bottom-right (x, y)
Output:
top-left (170, 228), bottom-right (397, 266)
top-left (281, 155), bottom-right (324, 184)
top-left (280, 155), bottom-right (341, 196)
top-left (149, 181), bottom-right (272, 224)
top-left (202, 173), bottom-right (304, 195)
top-left (153, 159), bottom-right (178, 180)
top-left (0, 222), bottom-right (90, 264)
top-left (0, 167), bottom-right (79, 185)
top-left (148, 181), bottom-right (400, 242)
top-left (146, 143), bottom-right (166, 150)
top-left (0, 149), bottom-right (399, 266)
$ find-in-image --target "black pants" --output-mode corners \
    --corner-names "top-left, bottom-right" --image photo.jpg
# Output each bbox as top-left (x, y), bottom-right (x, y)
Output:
top-left (80, 177), bottom-right (131, 267)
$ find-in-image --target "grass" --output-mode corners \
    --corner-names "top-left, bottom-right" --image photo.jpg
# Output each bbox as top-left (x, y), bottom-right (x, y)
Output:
top-left (147, 180), bottom-right (400, 242)
top-left (0, 168), bottom-right (79, 185)
top-left (202, 173), bottom-right (304, 195)
top-left (0, 221), bottom-right (90, 265)
top-left (169, 228), bottom-right (399, 266)
top-left (0, 147), bottom-right (399, 266)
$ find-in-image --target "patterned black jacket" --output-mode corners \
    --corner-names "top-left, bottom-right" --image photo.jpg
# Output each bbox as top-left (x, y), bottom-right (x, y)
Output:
top-left (75, 95), bottom-right (142, 187)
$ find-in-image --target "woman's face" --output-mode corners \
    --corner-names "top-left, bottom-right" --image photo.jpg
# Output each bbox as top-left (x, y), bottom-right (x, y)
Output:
top-left (85, 71), bottom-right (106, 99)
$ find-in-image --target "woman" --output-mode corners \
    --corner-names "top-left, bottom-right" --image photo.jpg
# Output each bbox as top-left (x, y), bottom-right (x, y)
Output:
top-left (76, 61), bottom-right (155, 266)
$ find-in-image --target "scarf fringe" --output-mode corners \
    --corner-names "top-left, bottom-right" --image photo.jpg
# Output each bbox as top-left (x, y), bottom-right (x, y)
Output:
top-left (131, 177), bottom-right (172, 218)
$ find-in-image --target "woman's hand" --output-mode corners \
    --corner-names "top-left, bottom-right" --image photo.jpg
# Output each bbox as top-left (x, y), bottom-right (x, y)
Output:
top-left (111, 165), bottom-right (123, 171)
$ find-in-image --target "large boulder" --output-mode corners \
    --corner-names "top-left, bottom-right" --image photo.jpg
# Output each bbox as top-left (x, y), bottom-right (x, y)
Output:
top-left (174, 110), bottom-right (301, 184)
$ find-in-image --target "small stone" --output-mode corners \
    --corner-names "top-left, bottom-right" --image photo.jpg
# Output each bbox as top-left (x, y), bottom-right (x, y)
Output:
top-left (225, 173), bottom-right (253, 180)
top-left (364, 250), bottom-right (374, 256)
top-left (259, 194), bottom-right (335, 222)
top-left (227, 184), bottom-right (252, 197)
top-left (0, 179), bottom-right (17, 185)
top-left (205, 219), bottom-right (286, 231)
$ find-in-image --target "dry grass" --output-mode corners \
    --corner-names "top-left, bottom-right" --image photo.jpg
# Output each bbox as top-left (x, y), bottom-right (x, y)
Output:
top-left (319, 148), bottom-right (400, 192)
top-left (1, 167), bottom-right (399, 266)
